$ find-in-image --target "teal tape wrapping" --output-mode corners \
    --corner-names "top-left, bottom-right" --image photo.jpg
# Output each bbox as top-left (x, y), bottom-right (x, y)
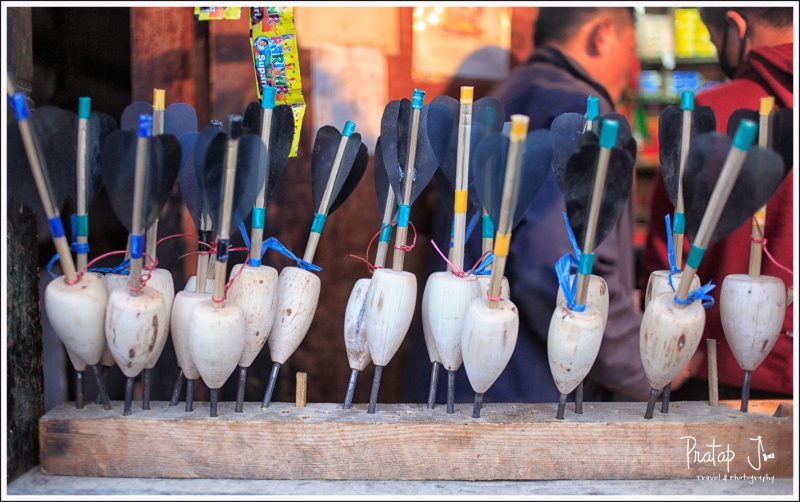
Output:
top-left (76, 215), bottom-right (89, 237)
top-left (481, 215), bottom-right (494, 239)
top-left (397, 204), bottom-right (411, 227)
top-left (680, 91), bottom-right (694, 111)
top-left (578, 252), bottom-right (595, 275)
top-left (672, 212), bottom-right (685, 234)
top-left (586, 96), bottom-right (599, 120)
top-left (599, 119), bottom-right (619, 149)
top-left (252, 207), bottom-right (265, 229)
top-left (379, 224), bottom-right (392, 242)
top-left (311, 212), bottom-right (327, 233)
top-left (78, 97), bottom-right (91, 119)
top-left (686, 245), bottom-right (706, 269)
top-left (733, 119), bottom-right (757, 150)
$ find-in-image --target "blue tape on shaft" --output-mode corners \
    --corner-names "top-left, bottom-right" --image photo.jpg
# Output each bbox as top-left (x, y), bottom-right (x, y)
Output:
top-left (665, 214), bottom-right (681, 275)
top-left (138, 114), bottom-right (153, 138)
top-left (481, 215), bottom-right (494, 239)
top-left (48, 217), bottom-right (65, 238)
top-left (599, 119), bottom-right (619, 149)
top-left (248, 257), bottom-right (261, 267)
top-left (252, 207), bottom-right (265, 229)
top-left (578, 253), bottom-right (594, 275)
top-left (9, 93), bottom-right (29, 120)
top-left (397, 204), bottom-right (411, 227)
top-left (733, 119), bottom-right (757, 150)
top-left (71, 242), bottom-right (89, 254)
top-left (686, 245), bottom-right (706, 270)
top-left (680, 91), bottom-right (694, 111)
top-left (672, 212), bottom-right (685, 234)
top-left (78, 97), bottom-right (91, 119)
top-left (216, 239), bottom-right (230, 263)
top-left (342, 121), bottom-right (356, 137)
top-left (311, 213), bottom-right (327, 233)
top-left (411, 89), bottom-right (426, 109)
top-left (130, 234), bottom-right (144, 259)
top-left (261, 86), bottom-right (276, 109)
top-left (586, 96), bottom-right (599, 120)
top-left (379, 224), bottom-right (392, 243)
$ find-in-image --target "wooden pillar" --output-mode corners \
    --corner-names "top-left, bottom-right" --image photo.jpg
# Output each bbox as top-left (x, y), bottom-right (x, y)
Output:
top-left (7, 7), bottom-right (44, 483)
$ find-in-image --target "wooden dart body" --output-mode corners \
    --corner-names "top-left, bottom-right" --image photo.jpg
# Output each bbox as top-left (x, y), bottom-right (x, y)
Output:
top-left (268, 266), bottom-right (321, 364)
top-left (639, 292), bottom-right (705, 390)
top-left (169, 290), bottom-right (211, 380)
top-left (228, 263), bottom-right (279, 367)
top-left (556, 274), bottom-right (608, 328)
top-left (365, 268), bottom-right (417, 367)
top-left (547, 303), bottom-right (605, 395)
top-left (645, 270), bottom-right (701, 307)
top-left (45, 273), bottom-right (108, 368)
top-left (422, 272), bottom-right (481, 371)
top-left (720, 274), bottom-right (786, 371)
top-left (144, 267), bottom-right (175, 370)
top-left (461, 297), bottom-right (519, 394)
top-left (184, 275), bottom-right (214, 293)
top-left (477, 275), bottom-right (510, 301)
top-left (105, 286), bottom-right (167, 378)
top-left (344, 277), bottom-right (372, 371)
top-left (188, 300), bottom-right (247, 389)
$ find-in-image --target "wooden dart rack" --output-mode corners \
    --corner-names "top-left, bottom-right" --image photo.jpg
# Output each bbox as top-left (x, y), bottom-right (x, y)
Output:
top-left (39, 399), bottom-right (792, 480)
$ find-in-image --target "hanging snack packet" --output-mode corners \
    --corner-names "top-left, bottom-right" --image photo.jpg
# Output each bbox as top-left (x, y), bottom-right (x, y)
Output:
top-left (194, 7), bottom-right (242, 21)
top-left (250, 6), bottom-right (306, 157)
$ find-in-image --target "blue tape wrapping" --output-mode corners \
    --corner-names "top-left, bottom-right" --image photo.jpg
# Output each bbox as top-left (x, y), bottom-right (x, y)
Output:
top-left (130, 234), bottom-right (144, 259)
top-left (261, 236), bottom-right (322, 273)
top-left (578, 253), bottom-right (595, 276)
top-left (9, 93), bottom-right (30, 120)
top-left (481, 215), bottom-right (494, 239)
top-left (252, 207), bottom-right (265, 229)
top-left (466, 210), bottom-right (480, 242)
top-left (71, 242), bottom-right (89, 255)
top-left (216, 239), bottom-right (230, 263)
top-left (397, 204), bottom-right (411, 227)
top-left (554, 211), bottom-right (586, 312)
top-left (379, 223), bottom-right (392, 243)
top-left (48, 217), bottom-right (65, 238)
top-left (665, 214), bottom-right (681, 275)
top-left (311, 213), bottom-right (327, 233)
top-left (672, 212), bottom-right (685, 234)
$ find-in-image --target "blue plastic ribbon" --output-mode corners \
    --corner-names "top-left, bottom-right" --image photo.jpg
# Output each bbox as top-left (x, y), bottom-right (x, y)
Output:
top-left (554, 211), bottom-right (586, 312)
top-left (261, 236), bottom-right (321, 272)
top-left (89, 259), bottom-right (130, 275)
top-left (46, 253), bottom-right (60, 279)
top-left (473, 252), bottom-right (494, 275)
top-left (673, 280), bottom-right (716, 309)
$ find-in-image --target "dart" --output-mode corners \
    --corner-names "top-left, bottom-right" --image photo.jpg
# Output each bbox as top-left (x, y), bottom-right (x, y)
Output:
top-left (547, 114), bottom-right (635, 419)
top-left (261, 120), bottom-right (367, 408)
top-left (720, 98), bottom-right (791, 412)
top-left (227, 87), bottom-right (293, 412)
top-left (462, 116), bottom-right (553, 418)
top-left (8, 87), bottom-right (111, 411)
top-left (640, 119), bottom-right (783, 419)
top-left (364, 89), bottom-right (447, 413)
top-left (101, 114), bottom-right (181, 415)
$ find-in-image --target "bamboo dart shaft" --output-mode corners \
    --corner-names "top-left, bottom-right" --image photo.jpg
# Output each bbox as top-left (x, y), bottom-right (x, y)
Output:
top-left (452, 86), bottom-right (473, 272)
top-left (675, 120), bottom-right (757, 302)
top-left (374, 190), bottom-right (396, 269)
top-left (212, 135), bottom-right (240, 306)
top-left (146, 89), bottom-right (166, 262)
top-left (249, 86), bottom-right (276, 265)
top-left (749, 97), bottom-right (774, 278)
top-left (75, 97), bottom-right (90, 270)
top-left (488, 114), bottom-right (528, 308)
top-left (9, 92), bottom-right (78, 283)
top-left (574, 120), bottom-right (617, 307)
top-left (392, 89), bottom-right (425, 272)
top-left (127, 116), bottom-right (152, 293)
top-left (673, 92), bottom-right (694, 269)
top-left (303, 120), bottom-right (355, 263)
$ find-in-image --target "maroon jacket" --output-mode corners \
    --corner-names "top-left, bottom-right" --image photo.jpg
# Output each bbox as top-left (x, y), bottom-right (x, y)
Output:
top-left (640, 43), bottom-right (793, 394)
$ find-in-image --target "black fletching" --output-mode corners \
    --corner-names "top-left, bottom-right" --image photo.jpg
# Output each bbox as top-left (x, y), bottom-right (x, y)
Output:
top-left (373, 137), bottom-right (394, 224)
top-left (84, 111), bottom-right (117, 207)
top-left (164, 103), bottom-right (198, 137)
top-left (551, 112), bottom-right (586, 191)
top-left (202, 133), bottom-right (268, 233)
top-left (8, 106), bottom-right (77, 214)
top-left (329, 142), bottom-right (368, 215)
top-left (311, 126), bottom-right (363, 214)
top-left (100, 130), bottom-right (182, 231)
top-left (265, 104), bottom-right (295, 207)
top-left (683, 132), bottom-right (786, 244)
top-left (178, 132), bottom-right (204, 230)
top-left (242, 101), bottom-right (261, 134)
top-left (120, 101), bottom-right (152, 131)
top-left (727, 107), bottom-right (794, 176)
top-left (658, 105), bottom-right (717, 206)
top-left (561, 144), bottom-right (634, 249)
top-left (380, 99), bottom-right (444, 205)
top-left (194, 125), bottom-right (226, 223)
top-left (473, 129), bottom-right (554, 231)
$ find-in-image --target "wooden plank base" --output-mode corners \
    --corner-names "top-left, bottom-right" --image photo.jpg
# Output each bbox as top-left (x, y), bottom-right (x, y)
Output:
top-left (40, 400), bottom-right (792, 481)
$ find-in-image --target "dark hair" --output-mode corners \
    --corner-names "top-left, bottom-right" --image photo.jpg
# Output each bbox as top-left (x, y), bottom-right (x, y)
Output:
top-left (699, 7), bottom-right (792, 30)
top-left (534, 7), bottom-right (634, 47)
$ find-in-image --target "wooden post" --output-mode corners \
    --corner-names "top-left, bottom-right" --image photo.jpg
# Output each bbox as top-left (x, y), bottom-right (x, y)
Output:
top-left (707, 339), bottom-right (719, 406)
top-left (295, 372), bottom-right (308, 407)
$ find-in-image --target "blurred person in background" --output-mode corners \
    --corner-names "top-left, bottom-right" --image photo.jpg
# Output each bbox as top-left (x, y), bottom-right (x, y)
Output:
top-left (640, 7), bottom-right (794, 401)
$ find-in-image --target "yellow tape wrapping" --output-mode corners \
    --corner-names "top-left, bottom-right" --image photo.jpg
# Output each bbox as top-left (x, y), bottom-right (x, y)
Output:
top-left (250, 7), bottom-right (306, 157)
top-left (494, 233), bottom-right (511, 257)
top-left (454, 190), bottom-right (468, 214)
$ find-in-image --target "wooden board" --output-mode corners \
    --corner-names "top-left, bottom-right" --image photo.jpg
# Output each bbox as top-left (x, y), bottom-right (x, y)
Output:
top-left (40, 400), bottom-right (792, 481)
